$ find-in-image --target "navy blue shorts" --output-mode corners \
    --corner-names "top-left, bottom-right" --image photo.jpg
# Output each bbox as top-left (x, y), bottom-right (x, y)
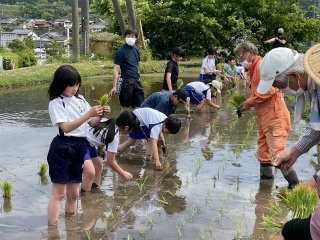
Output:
top-left (47, 135), bottom-right (87, 184)
top-left (199, 74), bottom-right (214, 84)
top-left (129, 126), bottom-right (150, 140)
top-left (84, 140), bottom-right (98, 160)
top-left (184, 85), bottom-right (203, 105)
top-left (119, 78), bottom-right (145, 108)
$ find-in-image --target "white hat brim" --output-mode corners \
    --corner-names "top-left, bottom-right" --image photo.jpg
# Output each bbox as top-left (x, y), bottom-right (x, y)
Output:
top-left (257, 78), bottom-right (274, 94)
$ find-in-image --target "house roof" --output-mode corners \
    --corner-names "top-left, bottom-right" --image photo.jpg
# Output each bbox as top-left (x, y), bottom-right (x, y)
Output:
top-left (12, 29), bottom-right (33, 35)
top-left (41, 32), bottom-right (61, 39)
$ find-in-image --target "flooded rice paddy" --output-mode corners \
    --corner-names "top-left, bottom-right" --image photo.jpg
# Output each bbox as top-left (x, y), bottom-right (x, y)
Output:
top-left (0, 72), bottom-right (318, 240)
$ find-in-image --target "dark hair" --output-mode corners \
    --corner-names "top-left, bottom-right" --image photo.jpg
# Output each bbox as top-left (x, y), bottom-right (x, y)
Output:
top-left (205, 47), bottom-right (216, 57)
top-left (219, 51), bottom-right (228, 58)
top-left (92, 118), bottom-right (116, 145)
top-left (166, 47), bottom-right (185, 60)
top-left (124, 28), bottom-right (138, 38)
top-left (164, 116), bottom-right (181, 134)
top-left (116, 111), bottom-right (140, 131)
top-left (48, 65), bottom-right (81, 100)
top-left (226, 55), bottom-right (235, 62)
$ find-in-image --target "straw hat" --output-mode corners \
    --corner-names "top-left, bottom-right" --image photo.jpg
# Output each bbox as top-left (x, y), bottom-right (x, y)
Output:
top-left (304, 43), bottom-right (320, 84)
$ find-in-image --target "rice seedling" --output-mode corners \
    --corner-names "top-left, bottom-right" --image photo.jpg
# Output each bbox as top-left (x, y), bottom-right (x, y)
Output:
top-left (176, 225), bottom-right (183, 238)
top-left (173, 181), bottom-right (181, 190)
top-left (190, 201), bottom-right (201, 220)
top-left (38, 162), bottom-right (48, 177)
top-left (1, 180), bottom-right (13, 199)
top-left (280, 184), bottom-right (318, 219)
top-left (235, 175), bottom-right (240, 192)
top-left (208, 225), bottom-right (215, 238)
top-left (179, 215), bottom-right (185, 226)
top-left (126, 234), bottom-right (133, 240)
top-left (146, 215), bottom-right (154, 226)
top-left (219, 201), bottom-right (227, 218)
top-left (164, 190), bottom-right (175, 197)
top-left (85, 230), bottom-right (91, 240)
top-left (198, 227), bottom-right (205, 240)
top-left (194, 156), bottom-right (205, 177)
top-left (205, 188), bottom-right (212, 203)
top-left (96, 94), bottom-right (111, 106)
top-left (158, 195), bottom-right (168, 205)
top-left (137, 225), bottom-right (146, 234)
top-left (137, 176), bottom-right (148, 193)
top-left (261, 215), bottom-right (283, 233)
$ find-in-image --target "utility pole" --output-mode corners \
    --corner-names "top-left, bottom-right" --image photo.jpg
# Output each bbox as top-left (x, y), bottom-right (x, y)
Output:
top-left (72, 0), bottom-right (80, 62)
top-left (65, 20), bottom-right (72, 58)
top-left (81, 0), bottom-right (90, 56)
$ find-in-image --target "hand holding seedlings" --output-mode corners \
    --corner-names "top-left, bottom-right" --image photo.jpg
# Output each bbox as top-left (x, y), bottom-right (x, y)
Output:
top-left (96, 94), bottom-right (111, 116)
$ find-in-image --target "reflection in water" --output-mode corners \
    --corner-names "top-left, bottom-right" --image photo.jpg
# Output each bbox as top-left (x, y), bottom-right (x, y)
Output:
top-left (0, 73), bottom-right (316, 239)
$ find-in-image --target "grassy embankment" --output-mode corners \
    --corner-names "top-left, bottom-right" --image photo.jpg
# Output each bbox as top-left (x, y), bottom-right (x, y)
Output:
top-left (0, 59), bottom-right (200, 89)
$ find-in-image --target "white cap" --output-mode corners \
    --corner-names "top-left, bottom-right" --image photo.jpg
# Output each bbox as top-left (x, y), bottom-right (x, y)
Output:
top-left (209, 80), bottom-right (222, 93)
top-left (257, 47), bottom-right (299, 94)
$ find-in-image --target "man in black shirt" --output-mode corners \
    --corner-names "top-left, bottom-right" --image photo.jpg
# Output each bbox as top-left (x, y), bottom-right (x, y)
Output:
top-left (108, 29), bottom-right (144, 111)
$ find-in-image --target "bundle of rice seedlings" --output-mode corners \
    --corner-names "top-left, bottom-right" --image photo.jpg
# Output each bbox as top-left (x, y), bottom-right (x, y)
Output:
top-left (38, 162), bottom-right (48, 177)
top-left (97, 94), bottom-right (111, 106)
top-left (262, 184), bottom-right (319, 234)
top-left (228, 94), bottom-right (246, 108)
top-left (280, 184), bottom-right (318, 219)
top-left (1, 180), bottom-right (13, 199)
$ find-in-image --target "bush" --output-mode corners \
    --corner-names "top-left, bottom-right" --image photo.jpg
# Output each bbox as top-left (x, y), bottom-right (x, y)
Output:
top-left (18, 50), bottom-right (37, 68)
top-left (108, 35), bottom-right (124, 57)
top-left (140, 46), bottom-right (153, 62)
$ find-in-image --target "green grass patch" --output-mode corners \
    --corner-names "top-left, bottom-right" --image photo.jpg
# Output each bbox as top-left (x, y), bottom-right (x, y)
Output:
top-left (0, 58), bottom-right (200, 89)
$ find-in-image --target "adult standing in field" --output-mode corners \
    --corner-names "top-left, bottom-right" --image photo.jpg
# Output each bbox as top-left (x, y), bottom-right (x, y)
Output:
top-left (256, 44), bottom-right (320, 240)
top-left (162, 47), bottom-right (185, 93)
top-left (234, 41), bottom-right (298, 189)
top-left (264, 28), bottom-right (287, 49)
top-left (108, 29), bottom-right (144, 112)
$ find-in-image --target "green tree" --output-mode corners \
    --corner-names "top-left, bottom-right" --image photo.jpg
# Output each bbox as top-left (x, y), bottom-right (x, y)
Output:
top-left (92, 0), bottom-right (320, 57)
top-left (47, 40), bottom-right (65, 58)
top-left (24, 36), bottom-right (35, 50)
top-left (9, 39), bottom-right (27, 53)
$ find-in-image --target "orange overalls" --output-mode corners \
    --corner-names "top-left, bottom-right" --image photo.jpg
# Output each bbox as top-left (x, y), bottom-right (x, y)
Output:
top-left (245, 56), bottom-right (290, 163)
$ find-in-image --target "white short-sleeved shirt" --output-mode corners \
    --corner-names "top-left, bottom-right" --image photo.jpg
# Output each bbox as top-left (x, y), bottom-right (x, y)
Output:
top-left (86, 122), bottom-right (119, 153)
top-left (236, 66), bottom-right (245, 75)
top-left (133, 108), bottom-right (167, 139)
top-left (48, 95), bottom-right (91, 137)
top-left (187, 82), bottom-right (211, 100)
top-left (200, 56), bottom-right (215, 75)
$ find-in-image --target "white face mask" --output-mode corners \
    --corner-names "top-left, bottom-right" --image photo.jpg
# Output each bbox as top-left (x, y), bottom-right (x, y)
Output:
top-left (240, 60), bottom-right (250, 68)
top-left (125, 37), bottom-right (136, 46)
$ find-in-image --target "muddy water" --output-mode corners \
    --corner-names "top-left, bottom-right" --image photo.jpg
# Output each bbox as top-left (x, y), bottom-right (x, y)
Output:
top-left (0, 72), bottom-right (317, 240)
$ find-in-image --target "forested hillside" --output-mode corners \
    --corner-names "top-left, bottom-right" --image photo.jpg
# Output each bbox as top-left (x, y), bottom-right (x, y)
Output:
top-left (0, 0), bottom-right (71, 5)
top-left (0, 0), bottom-right (73, 20)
